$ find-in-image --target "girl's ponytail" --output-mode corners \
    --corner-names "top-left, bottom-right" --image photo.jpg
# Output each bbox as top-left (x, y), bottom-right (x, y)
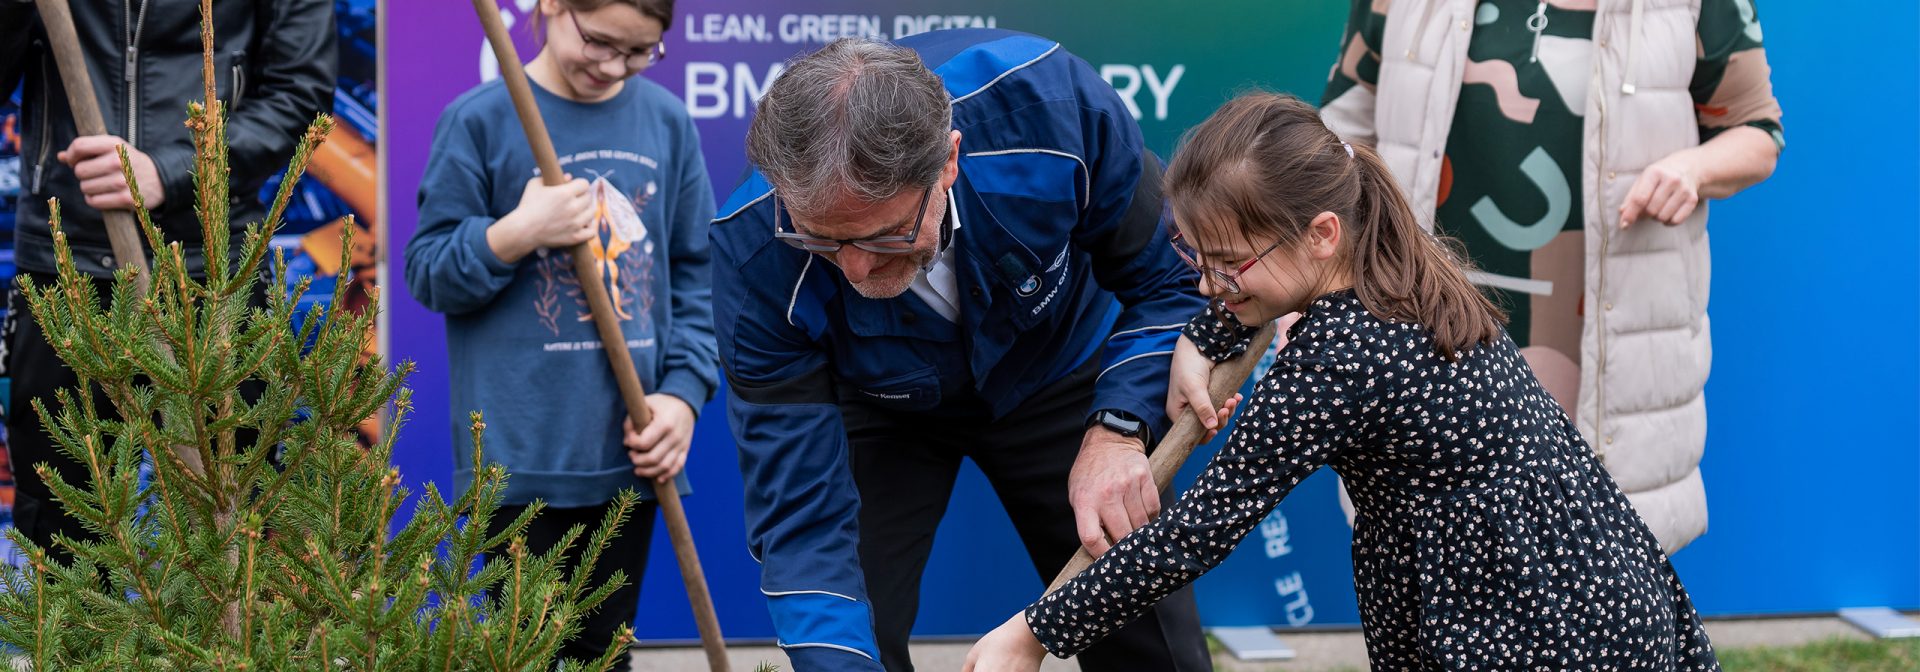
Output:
top-left (1347, 143), bottom-right (1503, 360)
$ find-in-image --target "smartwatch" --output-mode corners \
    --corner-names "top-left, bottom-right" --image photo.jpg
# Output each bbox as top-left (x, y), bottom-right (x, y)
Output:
top-left (1086, 408), bottom-right (1149, 443)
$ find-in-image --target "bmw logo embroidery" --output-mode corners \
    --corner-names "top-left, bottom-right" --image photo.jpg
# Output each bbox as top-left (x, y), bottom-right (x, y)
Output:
top-left (1017, 275), bottom-right (1042, 296)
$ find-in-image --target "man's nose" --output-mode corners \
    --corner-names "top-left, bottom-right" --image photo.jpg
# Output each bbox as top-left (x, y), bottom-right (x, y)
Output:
top-left (834, 247), bottom-right (878, 283)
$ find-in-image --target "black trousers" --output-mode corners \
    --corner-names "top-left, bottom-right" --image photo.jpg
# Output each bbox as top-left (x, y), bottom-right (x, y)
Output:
top-left (844, 358), bottom-right (1213, 672)
top-left (5, 271), bottom-right (268, 562)
top-left (487, 500), bottom-right (659, 672)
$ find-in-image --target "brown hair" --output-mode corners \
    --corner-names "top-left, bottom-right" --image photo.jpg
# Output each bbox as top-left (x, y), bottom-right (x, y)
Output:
top-left (1164, 91), bottom-right (1504, 360)
top-left (530, 0), bottom-right (675, 38)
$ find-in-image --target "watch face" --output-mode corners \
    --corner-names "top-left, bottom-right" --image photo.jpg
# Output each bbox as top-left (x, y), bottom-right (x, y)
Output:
top-left (1096, 410), bottom-right (1145, 437)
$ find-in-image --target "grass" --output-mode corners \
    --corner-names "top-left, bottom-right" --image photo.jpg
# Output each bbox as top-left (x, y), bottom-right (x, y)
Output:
top-left (1203, 632), bottom-right (1920, 671)
top-left (1719, 636), bottom-right (1920, 671)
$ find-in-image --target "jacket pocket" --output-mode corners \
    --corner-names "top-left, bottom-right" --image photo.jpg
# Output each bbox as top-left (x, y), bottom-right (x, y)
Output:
top-left (839, 366), bottom-right (942, 412)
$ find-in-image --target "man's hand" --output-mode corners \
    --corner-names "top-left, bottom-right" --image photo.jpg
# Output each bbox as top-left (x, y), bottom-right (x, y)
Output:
top-left (1068, 424), bottom-right (1155, 556)
top-left (58, 135), bottom-right (165, 210)
top-left (623, 394), bottom-right (697, 482)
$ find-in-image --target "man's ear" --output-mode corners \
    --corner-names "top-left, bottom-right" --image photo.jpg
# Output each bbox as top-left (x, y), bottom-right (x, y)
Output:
top-left (941, 130), bottom-right (962, 190)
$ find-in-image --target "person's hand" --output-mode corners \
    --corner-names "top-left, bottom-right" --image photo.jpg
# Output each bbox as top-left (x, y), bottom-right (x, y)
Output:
top-left (58, 135), bottom-right (164, 210)
top-left (1166, 334), bottom-right (1219, 430)
top-left (623, 394), bottom-right (696, 481)
top-left (962, 612), bottom-right (1048, 672)
top-left (1167, 335), bottom-right (1241, 442)
top-left (1619, 152), bottom-right (1701, 227)
top-left (1168, 312), bottom-right (1297, 442)
top-left (492, 175), bottom-right (595, 263)
top-left (1195, 395), bottom-right (1241, 444)
top-left (1069, 423), bottom-right (1155, 557)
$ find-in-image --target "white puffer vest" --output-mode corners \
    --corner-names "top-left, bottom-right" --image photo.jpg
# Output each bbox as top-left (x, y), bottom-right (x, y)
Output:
top-left (1325, 0), bottom-right (1711, 553)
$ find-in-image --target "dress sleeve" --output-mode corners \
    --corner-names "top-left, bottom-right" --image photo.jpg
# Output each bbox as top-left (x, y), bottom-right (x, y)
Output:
top-left (1183, 305), bottom-right (1263, 363)
top-left (1023, 348), bottom-right (1369, 657)
top-left (1321, 0), bottom-right (1389, 146)
top-left (1692, 0), bottom-right (1784, 150)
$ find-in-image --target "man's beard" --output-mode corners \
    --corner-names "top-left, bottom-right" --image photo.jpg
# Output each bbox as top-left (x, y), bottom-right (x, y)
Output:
top-left (846, 246), bottom-right (938, 299)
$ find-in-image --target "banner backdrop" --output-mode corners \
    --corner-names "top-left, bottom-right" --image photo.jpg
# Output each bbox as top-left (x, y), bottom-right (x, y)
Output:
top-left (384, 0), bottom-right (1920, 641)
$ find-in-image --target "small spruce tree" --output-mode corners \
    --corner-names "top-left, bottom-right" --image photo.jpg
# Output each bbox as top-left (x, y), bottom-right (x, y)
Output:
top-left (0, 2), bottom-right (632, 669)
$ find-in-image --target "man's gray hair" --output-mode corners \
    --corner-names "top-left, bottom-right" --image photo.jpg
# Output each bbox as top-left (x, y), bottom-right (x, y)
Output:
top-left (746, 38), bottom-right (953, 217)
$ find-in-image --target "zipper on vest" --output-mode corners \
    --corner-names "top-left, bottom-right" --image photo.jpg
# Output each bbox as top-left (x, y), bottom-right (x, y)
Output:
top-left (1620, 0), bottom-right (1645, 94)
top-left (1592, 30), bottom-right (1612, 457)
top-left (1407, 0), bottom-right (1446, 61)
top-left (1527, 2), bottom-right (1549, 63)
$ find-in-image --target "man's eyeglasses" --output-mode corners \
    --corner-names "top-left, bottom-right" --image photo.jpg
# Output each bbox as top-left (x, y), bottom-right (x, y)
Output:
top-left (1169, 230), bottom-right (1284, 295)
top-left (774, 187), bottom-right (932, 255)
top-left (568, 11), bottom-right (666, 70)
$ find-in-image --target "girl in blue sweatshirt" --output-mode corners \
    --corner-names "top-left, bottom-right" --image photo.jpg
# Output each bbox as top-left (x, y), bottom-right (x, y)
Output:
top-left (404, 0), bottom-right (715, 667)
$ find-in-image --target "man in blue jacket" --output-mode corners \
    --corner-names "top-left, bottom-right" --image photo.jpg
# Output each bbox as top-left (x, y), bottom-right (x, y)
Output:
top-left (712, 31), bottom-right (1211, 671)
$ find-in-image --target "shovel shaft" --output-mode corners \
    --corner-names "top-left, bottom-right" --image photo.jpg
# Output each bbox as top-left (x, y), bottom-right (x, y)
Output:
top-left (33, 0), bottom-right (153, 296)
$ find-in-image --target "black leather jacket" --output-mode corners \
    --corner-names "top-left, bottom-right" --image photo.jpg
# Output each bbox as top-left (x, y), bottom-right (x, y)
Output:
top-left (0, 0), bottom-right (335, 277)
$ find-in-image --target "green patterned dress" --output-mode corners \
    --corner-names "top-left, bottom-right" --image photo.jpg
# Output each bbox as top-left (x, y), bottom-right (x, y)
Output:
top-left (1325, 0), bottom-right (1783, 363)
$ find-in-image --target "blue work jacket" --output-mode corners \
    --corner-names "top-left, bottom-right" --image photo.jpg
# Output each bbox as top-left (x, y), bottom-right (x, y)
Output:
top-left (710, 28), bottom-right (1206, 670)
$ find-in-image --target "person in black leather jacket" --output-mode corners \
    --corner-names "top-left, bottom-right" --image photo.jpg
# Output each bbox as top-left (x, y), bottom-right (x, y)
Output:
top-left (0, 0), bottom-right (335, 558)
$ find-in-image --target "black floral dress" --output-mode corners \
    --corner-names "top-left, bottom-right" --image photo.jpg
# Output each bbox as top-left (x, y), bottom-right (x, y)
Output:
top-left (1026, 290), bottom-right (1718, 670)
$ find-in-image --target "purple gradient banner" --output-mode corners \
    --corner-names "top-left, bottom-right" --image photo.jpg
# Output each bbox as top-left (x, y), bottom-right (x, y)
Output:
top-left (382, 0), bottom-right (1920, 643)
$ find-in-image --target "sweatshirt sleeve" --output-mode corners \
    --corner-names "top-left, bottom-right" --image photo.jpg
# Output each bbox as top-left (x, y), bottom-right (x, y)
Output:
top-left (655, 112), bottom-right (720, 412)
top-left (403, 101), bottom-right (520, 316)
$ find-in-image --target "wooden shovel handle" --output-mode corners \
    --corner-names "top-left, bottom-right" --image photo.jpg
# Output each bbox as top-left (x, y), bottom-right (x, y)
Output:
top-left (1047, 322), bottom-right (1278, 594)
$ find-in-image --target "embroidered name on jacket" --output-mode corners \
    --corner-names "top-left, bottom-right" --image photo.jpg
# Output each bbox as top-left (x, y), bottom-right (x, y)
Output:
top-left (1030, 254), bottom-right (1070, 317)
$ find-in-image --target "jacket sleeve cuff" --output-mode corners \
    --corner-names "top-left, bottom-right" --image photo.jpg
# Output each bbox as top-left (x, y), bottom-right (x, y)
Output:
top-left (1024, 602), bottom-right (1084, 659)
top-left (782, 644), bottom-right (887, 672)
top-left (767, 591), bottom-right (884, 670)
top-left (146, 142), bottom-right (199, 214)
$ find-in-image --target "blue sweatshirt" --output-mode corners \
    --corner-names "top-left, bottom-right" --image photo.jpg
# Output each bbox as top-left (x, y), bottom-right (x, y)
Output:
top-left (406, 77), bottom-right (717, 506)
